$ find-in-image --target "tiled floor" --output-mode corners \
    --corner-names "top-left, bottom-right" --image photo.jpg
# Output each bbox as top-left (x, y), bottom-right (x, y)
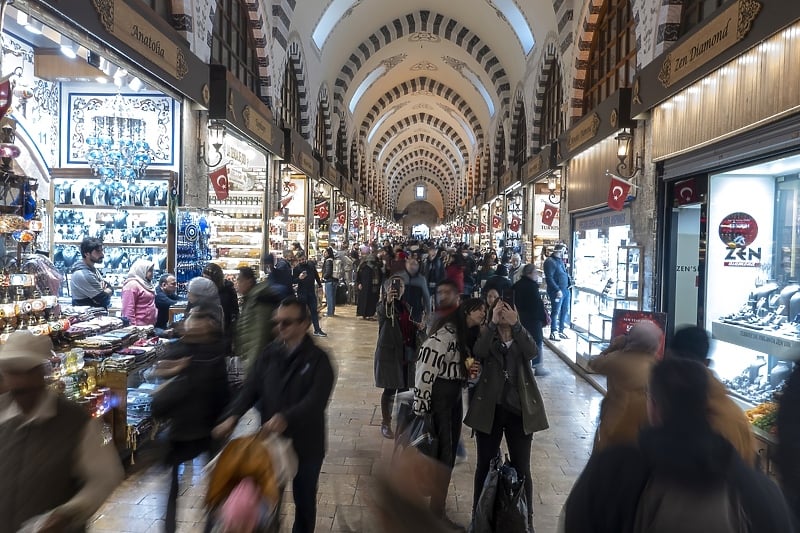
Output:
top-left (89, 305), bottom-right (603, 532)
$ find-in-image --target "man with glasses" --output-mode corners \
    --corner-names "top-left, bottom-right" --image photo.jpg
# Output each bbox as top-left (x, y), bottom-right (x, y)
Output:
top-left (70, 237), bottom-right (112, 307)
top-left (214, 297), bottom-right (336, 533)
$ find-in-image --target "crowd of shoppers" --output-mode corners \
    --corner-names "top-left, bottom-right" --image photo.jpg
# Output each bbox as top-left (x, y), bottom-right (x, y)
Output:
top-left (47, 235), bottom-right (800, 533)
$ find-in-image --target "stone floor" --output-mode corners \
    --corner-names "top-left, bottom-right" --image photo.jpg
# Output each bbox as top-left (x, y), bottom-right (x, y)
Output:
top-left (88, 305), bottom-right (603, 532)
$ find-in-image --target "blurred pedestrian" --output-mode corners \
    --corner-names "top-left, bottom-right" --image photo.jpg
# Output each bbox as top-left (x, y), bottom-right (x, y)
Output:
top-left (203, 263), bottom-right (239, 341)
top-left (152, 302), bottom-right (230, 533)
top-left (589, 321), bottom-right (661, 451)
top-left (234, 266), bottom-right (280, 373)
top-left (214, 297), bottom-right (336, 533)
top-left (564, 358), bottom-right (795, 533)
top-left (513, 264), bottom-right (549, 376)
top-left (0, 330), bottom-right (124, 531)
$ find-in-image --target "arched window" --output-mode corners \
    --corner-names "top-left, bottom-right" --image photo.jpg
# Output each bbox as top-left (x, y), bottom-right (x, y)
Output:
top-left (212, 0), bottom-right (260, 98)
top-left (496, 125), bottom-right (507, 177)
top-left (679, 0), bottom-right (725, 37)
top-left (282, 62), bottom-right (301, 132)
top-left (315, 105), bottom-right (328, 161)
top-left (513, 103), bottom-right (528, 166)
top-left (583, 0), bottom-right (637, 115)
top-left (335, 122), bottom-right (347, 167)
top-left (539, 59), bottom-right (564, 146)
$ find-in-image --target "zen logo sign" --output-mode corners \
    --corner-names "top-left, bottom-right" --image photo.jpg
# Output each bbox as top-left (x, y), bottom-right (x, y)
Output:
top-left (718, 212), bottom-right (761, 267)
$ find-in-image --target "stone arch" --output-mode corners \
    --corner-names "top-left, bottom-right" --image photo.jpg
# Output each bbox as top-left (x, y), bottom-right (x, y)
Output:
top-left (243, 0), bottom-right (271, 106)
top-left (571, 0), bottom-right (605, 123)
top-left (510, 88), bottom-right (527, 161)
top-left (359, 77), bottom-right (484, 148)
top-left (271, 0), bottom-right (295, 50)
top-left (390, 173), bottom-right (448, 208)
top-left (316, 85), bottom-right (333, 161)
top-left (373, 113), bottom-right (469, 164)
top-left (531, 40), bottom-right (563, 149)
top-left (380, 134), bottom-right (461, 175)
top-left (492, 120), bottom-right (507, 179)
top-left (387, 151), bottom-right (457, 188)
top-left (283, 40), bottom-right (310, 138)
top-left (333, 10), bottom-right (510, 115)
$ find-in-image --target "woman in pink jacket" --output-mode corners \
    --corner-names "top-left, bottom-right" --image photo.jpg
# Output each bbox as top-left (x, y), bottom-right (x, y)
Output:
top-left (121, 259), bottom-right (157, 326)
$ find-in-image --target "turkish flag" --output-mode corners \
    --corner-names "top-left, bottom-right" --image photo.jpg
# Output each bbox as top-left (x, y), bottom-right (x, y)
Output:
top-left (336, 210), bottom-right (346, 225)
top-left (314, 200), bottom-right (330, 222)
top-left (674, 178), bottom-right (699, 205)
top-left (353, 217), bottom-right (360, 229)
top-left (509, 215), bottom-right (521, 233)
top-left (607, 174), bottom-right (633, 211)
top-left (492, 215), bottom-right (502, 229)
top-left (209, 165), bottom-right (229, 201)
top-left (541, 202), bottom-right (559, 227)
top-left (479, 222), bottom-right (487, 233)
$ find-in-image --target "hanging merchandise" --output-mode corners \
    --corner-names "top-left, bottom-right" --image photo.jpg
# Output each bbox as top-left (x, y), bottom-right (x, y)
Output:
top-left (176, 209), bottom-right (212, 296)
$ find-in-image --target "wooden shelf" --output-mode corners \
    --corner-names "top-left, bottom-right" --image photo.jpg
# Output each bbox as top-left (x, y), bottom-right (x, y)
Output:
top-left (54, 241), bottom-right (167, 247)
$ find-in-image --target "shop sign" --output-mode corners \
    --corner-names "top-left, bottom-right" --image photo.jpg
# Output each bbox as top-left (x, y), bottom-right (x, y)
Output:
top-left (610, 309), bottom-right (668, 356)
top-left (658, 0), bottom-right (762, 88)
top-left (91, 0), bottom-right (188, 79)
top-left (575, 209), bottom-right (630, 232)
top-left (718, 211), bottom-right (762, 267)
top-left (242, 106), bottom-right (272, 146)
top-left (500, 168), bottom-right (515, 190)
top-left (523, 153), bottom-right (544, 183)
top-left (567, 113), bottom-right (601, 152)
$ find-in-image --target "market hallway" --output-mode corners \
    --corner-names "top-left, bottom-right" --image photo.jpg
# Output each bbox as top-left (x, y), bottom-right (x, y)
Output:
top-left (88, 305), bottom-right (603, 532)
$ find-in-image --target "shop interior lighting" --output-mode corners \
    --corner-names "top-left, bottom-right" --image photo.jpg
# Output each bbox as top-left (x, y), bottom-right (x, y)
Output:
top-left (24, 19), bottom-right (43, 35)
top-left (60, 36), bottom-right (77, 59)
top-left (614, 128), bottom-right (643, 179)
top-left (95, 76), bottom-right (108, 84)
top-left (127, 76), bottom-right (143, 91)
top-left (198, 118), bottom-right (226, 167)
top-left (15, 10), bottom-right (28, 26)
top-left (547, 168), bottom-right (564, 204)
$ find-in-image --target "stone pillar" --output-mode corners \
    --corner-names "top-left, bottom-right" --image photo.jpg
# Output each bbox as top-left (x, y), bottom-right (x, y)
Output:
top-left (181, 105), bottom-right (208, 208)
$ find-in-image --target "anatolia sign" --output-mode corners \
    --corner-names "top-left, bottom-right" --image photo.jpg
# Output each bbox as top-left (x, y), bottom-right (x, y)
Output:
top-left (91, 0), bottom-right (188, 79)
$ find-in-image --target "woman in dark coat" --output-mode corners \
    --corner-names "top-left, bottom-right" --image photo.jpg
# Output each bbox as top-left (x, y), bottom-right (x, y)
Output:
top-left (512, 264), bottom-right (549, 374)
top-left (465, 301), bottom-right (548, 530)
top-left (202, 262), bottom-right (239, 353)
top-left (357, 254), bottom-right (382, 319)
top-left (151, 303), bottom-right (230, 533)
top-left (375, 276), bottom-right (418, 439)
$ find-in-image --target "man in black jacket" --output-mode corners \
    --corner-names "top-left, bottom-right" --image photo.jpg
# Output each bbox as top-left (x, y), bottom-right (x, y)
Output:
top-left (564, 358), bottom-right (795, 533)
top-left (293, 252), bottom-right (326, 337)
top-left (214, 297), bottom-right (336, 533)
top-left (154, 273), bottom-right (179, 330)
top-left (512, 264), bottom-right (549, 376)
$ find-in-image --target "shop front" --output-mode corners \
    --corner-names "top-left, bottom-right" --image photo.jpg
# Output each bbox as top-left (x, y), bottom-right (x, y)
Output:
top-left (281, 128), bottom-right (319, 254)
top-left (500, 168), bottom-right (524, 262)
top-left (0, 0), bottom-right (215, 456)
top-left (556, 88), bottom-right (648, 365)
top-left (522, 143), bottom-right (562, 271)
top-left (309, 161), bottom-right (341, 261)
top-left (634, 3), bottom-right (800, 413)
top-left (205, 65), bottom-right (283, 277)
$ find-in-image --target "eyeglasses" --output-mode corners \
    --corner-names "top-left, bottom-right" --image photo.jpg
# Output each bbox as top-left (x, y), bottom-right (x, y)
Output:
top-left (276, 317), bottom-right (304, 327)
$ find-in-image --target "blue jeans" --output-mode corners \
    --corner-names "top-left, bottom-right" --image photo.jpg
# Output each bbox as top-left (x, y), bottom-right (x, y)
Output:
top-left (300, 291), bottom-right (322, 333)
top-left (549, 290), bottom-right (570, 334)
top-left (292, 457), bottom-right (324, 533)
top-left (324, 281), bottom-right (336, 316)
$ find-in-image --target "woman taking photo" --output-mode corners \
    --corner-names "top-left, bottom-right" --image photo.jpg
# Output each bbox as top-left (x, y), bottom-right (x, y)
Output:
top-left (465, 300), bottom-right (548, 530)
top-left (375, 276), bottom-right (419, 439)
top-left (412, 298), bottom-right (486, 523)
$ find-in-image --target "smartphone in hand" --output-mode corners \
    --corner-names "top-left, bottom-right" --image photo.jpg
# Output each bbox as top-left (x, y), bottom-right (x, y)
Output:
top-left (501, 289), bottom-right (515, 308)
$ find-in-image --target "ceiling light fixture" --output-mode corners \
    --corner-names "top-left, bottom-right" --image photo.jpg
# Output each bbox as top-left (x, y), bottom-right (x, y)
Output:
top-left (24, 19), bottom-right (43, 35)
top-left (60, 36), bottom-right (77, 59)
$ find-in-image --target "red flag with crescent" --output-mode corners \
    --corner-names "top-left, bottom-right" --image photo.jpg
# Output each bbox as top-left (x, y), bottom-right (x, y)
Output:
top-left (607, 175), bottom-right (633, 211)
top-left (509, 214), bottom-right (521, 233)
top-left (479, 222), bottom-right (487, 233)
top-left (336, 210), bottom-right (346, 225)
top-left (674, 178), bottom-right (699, 205)
top-left (353, 217), bottom-right (360, 229)
top-left (492, 215), bottom-right (502, 229)
top-left (314, 200), bottom-right (330, 222)
top-left (541, 202), bottom-right (559, 227)
top-left (209, 165), bottom-right (229, 201)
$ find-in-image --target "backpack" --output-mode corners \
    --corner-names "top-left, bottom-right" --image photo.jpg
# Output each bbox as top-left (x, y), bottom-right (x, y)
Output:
top-left (632, 475), bottom-right (749, 533)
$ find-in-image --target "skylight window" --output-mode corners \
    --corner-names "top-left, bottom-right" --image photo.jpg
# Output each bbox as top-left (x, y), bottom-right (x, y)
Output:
top-left (463, 68), bottom-right (495, 117)
top-left (493, 0), bottom-right (535, 55)
top-left (349, 65), bottom-right (386, 113)
top-left (367, 108), bottom-right (397, 143)
top-left (313, 0), bottom-right (358, 50)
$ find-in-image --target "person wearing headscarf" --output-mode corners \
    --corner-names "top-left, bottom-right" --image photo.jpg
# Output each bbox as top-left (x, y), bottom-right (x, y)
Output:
top-left (589, 321), bottom-right (663, 451)
top-left (357, 254), bottom-right (382, 320)
top-left (120, 258), bottom-right (156, 326)
top-left (185, 277), bottom-right (223, 322)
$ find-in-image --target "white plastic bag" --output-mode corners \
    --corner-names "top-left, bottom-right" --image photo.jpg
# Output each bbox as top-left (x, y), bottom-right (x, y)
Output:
top-left (264, 433), bottom-right (298, 486)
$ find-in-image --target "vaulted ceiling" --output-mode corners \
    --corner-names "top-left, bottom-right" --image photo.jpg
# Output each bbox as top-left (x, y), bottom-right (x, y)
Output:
top-left (282, 0), bottom-right (559, 218)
